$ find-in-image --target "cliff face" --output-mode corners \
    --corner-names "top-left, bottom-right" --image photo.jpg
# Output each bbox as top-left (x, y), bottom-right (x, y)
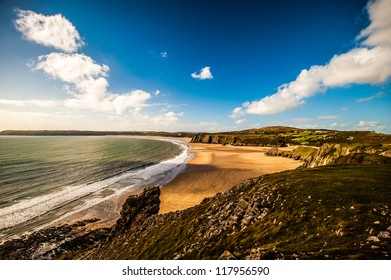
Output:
top-left (266, 143), bottom-right (391, 168)
top-left (300, 143), bottom-right (388, 168)
top-left (65, 164), bottom-right (391, 260)
top-left (190, 134), bottom-right (287, 147)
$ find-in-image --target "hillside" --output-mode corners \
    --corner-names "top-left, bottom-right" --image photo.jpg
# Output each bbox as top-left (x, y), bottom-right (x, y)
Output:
top-left (55, 164), bottom-right (391, 260)
top-left (191, 126), bottom-right (391, 147)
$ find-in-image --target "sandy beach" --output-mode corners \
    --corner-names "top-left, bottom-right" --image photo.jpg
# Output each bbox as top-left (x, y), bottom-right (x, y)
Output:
top-left (57, 139), bottom-right (302, 228)
top-left (159, 142), bottom-right (302, 213)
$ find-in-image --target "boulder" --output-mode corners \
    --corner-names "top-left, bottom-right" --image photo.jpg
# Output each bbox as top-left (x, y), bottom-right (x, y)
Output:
top-left (218, 250), bottom-right (236, 260)
top-left (265, 146), bottom-right (279, 156)
top-left (377, 231), bottom-right (390, 239)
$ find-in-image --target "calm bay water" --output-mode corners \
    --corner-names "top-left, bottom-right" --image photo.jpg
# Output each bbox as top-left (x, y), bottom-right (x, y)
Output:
top-left (0, 136), bottom-right (188, 239)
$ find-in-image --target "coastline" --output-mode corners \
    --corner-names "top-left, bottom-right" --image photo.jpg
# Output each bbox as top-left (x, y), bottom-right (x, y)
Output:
top-left (57, 138), bottom-right (302, 229)
top-left (50, 136), bottom-right (193, 230)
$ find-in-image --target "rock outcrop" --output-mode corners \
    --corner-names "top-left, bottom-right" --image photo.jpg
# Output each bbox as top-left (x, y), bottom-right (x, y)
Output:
top-left (265, 143), bottom-right (391, 168)
top-left (0, 187), bottom-right (161, 260)
top-left (0, 219), bottom-right (108, 259)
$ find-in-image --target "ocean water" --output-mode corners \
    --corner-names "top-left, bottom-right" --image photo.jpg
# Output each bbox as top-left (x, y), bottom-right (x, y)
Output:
top-left (0, 136), bottom-right (190, 239)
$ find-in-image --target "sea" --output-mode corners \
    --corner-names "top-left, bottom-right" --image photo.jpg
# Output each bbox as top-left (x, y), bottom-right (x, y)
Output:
top-left (0, 136), bottom-right (191, 240)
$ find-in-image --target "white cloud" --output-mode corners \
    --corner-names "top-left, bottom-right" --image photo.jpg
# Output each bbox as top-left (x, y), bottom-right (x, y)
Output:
top-left (317, 115), bottom-right (340, 120)
top-left (356, 120), bottom-right (387, 131)
top-left (191, 66), bottom-right (213, 80)
top-left (356, 91), bottom-right (386, 102)
top-left (231, 0), bottom-right (391, 117)
top-left (0, 99), bottom-right (61, 107)
top-left (154, 90), bottom-right (161, 96)
top-left (160, 51), bottom-right (167, 58)
top-left (154, 111), bottom-right (183, 125)
top-left (34, 53), bottom-right (109, 92)
top-left (31, 52), bottom-right (151, 115)
top-left (229, 107), bottom-right (245, 118)
top-left (356, 0), bottom-right (391, 48)
top-left (65, 89), bottom-right (151, 115)
top-left (357, 120), bottom-right (380, 127)
top-left (235, 119), bottom-right (246, 125)
top-left (15, 10), bottom-right (84, 53)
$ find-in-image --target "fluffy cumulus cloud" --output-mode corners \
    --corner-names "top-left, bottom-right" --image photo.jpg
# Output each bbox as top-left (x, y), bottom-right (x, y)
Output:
top-left (191, 66), bottom-right (213, 80)
top-left (231, 0), bottom-right (391, 116)
top-left (15, 10), bottom-right (84, 53)
top-left (30, 52), bottom-right (152, 115)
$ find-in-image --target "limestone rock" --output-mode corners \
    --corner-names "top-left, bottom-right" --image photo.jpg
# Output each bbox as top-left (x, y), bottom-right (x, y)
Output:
top-left (377, 231), bottom-right (390, 239)
top-left (265, 146), bottom-right (279, 156)
top-left (218, 251), bottom-right (236, 260)
top-left (367, 236), bottom-right (380, 242)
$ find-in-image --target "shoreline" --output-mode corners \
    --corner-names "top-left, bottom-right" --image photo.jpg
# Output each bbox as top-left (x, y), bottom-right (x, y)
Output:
top-left (58, 139), bottom-right (302, 229)
top-left (48, 136), bottom-right (193, 231)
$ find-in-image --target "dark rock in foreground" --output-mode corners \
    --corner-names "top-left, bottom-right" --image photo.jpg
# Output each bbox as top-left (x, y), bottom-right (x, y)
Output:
top-left (0, 219), bottom-right (108, 260)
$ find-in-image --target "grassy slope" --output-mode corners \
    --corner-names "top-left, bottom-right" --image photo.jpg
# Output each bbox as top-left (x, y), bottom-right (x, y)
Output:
top-left (74, 164), bottom-right (391, 260)
top-left (227, 165), bottom-right (391, 259)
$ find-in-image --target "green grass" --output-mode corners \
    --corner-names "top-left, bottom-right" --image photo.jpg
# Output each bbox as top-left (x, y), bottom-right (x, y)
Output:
top-left (293, 146), bottom-right (318, 157)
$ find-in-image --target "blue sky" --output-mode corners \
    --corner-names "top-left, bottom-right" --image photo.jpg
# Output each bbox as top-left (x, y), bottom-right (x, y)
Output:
top-left (0, 0), bottom-right (390, 132)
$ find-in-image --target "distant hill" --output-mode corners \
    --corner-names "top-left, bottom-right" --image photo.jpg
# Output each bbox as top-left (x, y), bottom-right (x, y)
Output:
top-left (241, 126), bottom-right (307, 134)
top-left (191, 126), bottom-right (391, 147)
top-left (0, 130), bottom-right (195, 138)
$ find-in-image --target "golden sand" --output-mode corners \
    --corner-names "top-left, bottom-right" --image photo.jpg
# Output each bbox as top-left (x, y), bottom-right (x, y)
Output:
top-left (159, 142), bottom-right (302, 214)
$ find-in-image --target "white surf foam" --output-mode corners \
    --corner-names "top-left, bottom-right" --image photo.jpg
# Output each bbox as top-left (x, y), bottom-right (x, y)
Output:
top-left (0, 138), bottom-right (192, 231)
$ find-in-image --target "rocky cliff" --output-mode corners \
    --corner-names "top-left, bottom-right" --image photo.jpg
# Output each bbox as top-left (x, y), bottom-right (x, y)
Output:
top-left (63, 164), bottom-right (391, 260)
top-left (191, 134), bottom-right (287, 146)
top-left (266, 143), bottom-right (391, 168)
